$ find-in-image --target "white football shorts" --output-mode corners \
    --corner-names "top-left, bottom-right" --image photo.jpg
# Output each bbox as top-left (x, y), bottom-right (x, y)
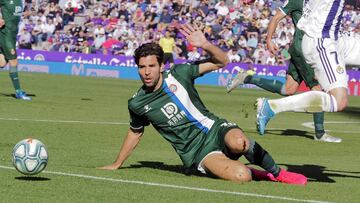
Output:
top-left (301, 33), bottom-right (360, 92)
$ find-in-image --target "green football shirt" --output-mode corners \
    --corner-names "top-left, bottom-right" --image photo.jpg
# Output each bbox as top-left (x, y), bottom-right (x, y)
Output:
top-left (279, 0), bottom-right (305, 55)
top-left (128, 64), bottom-right (223, 168)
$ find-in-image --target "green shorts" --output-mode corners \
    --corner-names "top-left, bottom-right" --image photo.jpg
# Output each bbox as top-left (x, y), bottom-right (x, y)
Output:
top-left (288, 46), bottom-right (319, 89)
top-left (0, 27), bottom-right (18, 60)
top-left (193, 119), bottom-right (242, 174)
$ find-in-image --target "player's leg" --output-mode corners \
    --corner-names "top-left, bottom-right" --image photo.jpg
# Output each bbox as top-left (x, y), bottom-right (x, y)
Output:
top-left (293, 53), bottom-right (342, 142)
top-left (201, 152), bottom-right (252, 182)
top-left (310, 86), bottom-right (342, 142)
top-left (256, 36), bottom-right (348, 134)
top-left (226, 69), bottom-right (287, 95)
top-left (2, 36), bottom-right (32, 100)
top-left (221, 128), bottom-right (306, 184)
top-left (283, 72), bottom-right (300, 95)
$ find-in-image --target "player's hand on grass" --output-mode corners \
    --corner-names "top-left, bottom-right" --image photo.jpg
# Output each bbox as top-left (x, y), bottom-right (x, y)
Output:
top-left (98, 163), bottom-right (121, 170)
top-left (0, 18), bottom-right (5, 28)
top-left (179, 23), bottom-right (209, 49)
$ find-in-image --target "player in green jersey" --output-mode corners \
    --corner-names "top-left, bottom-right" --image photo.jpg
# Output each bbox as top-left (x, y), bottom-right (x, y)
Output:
top-left (100, 24), bottom-right (307, 185)
top-left (226, 0), bottom-right (341, 142)
top-left (0, 0), bottom-right (31, 100)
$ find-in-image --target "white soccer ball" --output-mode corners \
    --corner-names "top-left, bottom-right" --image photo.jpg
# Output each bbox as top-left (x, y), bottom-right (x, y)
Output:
top-left (12, 138), bottom-right (48, 175)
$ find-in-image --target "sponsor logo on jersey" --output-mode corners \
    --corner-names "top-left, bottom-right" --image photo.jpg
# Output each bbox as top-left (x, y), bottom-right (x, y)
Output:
top-left (161, 102), bottom-right (186, 126)
top-left (336, 66), bottom-right (344, 74)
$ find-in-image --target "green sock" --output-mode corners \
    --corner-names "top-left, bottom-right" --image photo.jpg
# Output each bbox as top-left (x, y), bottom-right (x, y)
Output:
top-left (313, 112), bottom-right (325, 139)
top-left (244, 75), bottom-right (286, 96)
top-left (9, 65), bottom-right (21, 91)
top-left (244, 139), bottom-right (281, 177)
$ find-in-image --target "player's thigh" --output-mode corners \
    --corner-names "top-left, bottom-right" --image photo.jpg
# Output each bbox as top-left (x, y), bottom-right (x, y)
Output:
top-left (0, 31), bottom-right (17, 60)
top-left (224, 128), bottom-right (250, 154)
top-left (291, 55), bottom-right (319, 89)
top-left (285, 63), bottom-right (301, 95)
top-left (284, 75), bottom-right (300, 95)
top-left (202, 152), bottom-right (251, 182)
top-left (339, 34), bottom-right (360, 65)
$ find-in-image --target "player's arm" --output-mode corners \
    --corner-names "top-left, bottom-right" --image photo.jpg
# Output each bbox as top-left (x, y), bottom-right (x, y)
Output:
top-left (266, 9), bottom-right (287, 54)
top-left (99, 128), bottom-right (144, 170)
top-left (179, 24), bottom-right (229, 75)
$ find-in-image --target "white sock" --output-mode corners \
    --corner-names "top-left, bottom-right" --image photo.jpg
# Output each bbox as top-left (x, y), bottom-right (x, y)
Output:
top-left (268, 91), bottom-right (338, 113)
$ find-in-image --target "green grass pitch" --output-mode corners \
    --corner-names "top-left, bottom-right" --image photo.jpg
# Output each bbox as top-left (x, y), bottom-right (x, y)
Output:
top-left (0, 72), bottom-right (359, 203)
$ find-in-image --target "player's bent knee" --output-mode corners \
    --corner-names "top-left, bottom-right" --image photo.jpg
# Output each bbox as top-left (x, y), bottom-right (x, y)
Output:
top-left (337, 99), bottom-right (348, 112)
top-left (285, 86), bottom-right (297, 95)
top-left (225, 129), bottom-right (250, 154)
top-left (231, 167), bottom-right (252, 183)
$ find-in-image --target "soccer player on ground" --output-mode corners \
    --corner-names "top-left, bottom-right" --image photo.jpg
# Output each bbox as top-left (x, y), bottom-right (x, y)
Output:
top-left (100, 24), bottom-right (307, 185)
top-left (226, 0), bottom-right (341, 142)
top-left (255, 0), bottom-right (360, 135)
top-left (0, 0), bottom-right (31, 100)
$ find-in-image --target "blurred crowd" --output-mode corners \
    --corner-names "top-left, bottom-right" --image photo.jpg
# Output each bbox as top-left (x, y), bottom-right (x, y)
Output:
top-left (16, 0), bottom-right (360, 66)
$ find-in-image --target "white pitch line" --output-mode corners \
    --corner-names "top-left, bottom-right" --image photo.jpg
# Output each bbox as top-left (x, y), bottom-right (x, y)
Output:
top-left (302, 121), bottom-right (360, 134)
top-left (0, 165), bottom-right (331, 203)
top-left (0, 117), bottom-right (128, 125)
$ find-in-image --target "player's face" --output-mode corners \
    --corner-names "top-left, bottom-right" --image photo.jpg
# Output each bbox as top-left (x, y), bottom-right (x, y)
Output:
top-left (138, 55), bottom-right (164, 91)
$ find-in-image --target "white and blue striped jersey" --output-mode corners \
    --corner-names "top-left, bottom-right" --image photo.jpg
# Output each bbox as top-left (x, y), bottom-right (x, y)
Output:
top-left (297, 0), bottom-right (345, 39)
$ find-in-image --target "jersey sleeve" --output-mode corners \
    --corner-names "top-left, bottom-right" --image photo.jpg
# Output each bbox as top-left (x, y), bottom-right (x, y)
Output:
top-left (128, 107), bottom-right (150, 130)
top-left (172, 63), bottom-right (200, 81)
top-left (279, 0), bottom-right (296, 15)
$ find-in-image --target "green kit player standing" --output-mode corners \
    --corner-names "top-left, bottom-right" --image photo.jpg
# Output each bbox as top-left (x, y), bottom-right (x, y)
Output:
top-left (100, 24), bottom-right (307, 185)
top-left (0, 0), bottom-right (31, 100)
top-left (227, 0), bottom-right (341, 142)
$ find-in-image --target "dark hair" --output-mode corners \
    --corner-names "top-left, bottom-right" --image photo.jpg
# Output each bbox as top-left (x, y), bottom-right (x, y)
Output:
top-left (134, 42), bottom-right (164, 66)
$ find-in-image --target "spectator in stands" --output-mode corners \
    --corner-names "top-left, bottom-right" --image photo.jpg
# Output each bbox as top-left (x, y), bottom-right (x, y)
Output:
top-left (17, 0), bottom-right (359, 66)
top-left (215, 1), bottom-right (229, 16)
top-left (18, 28), bottom-right (32, 49)
top-left (62, 1), bottom-right (75, 26)
top-left (93, 29), bottom-right (106, 50)
top-left (158, 7), bottom-right (172, 32)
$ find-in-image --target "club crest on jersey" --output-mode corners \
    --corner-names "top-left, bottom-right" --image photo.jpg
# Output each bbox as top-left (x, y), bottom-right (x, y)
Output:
top-left (11, 49), bottom-right (16, 55)
top-left (161, 102), bottom-right (186, 126)
top-left (336, 66), bottom-right (344, 74)
top-left (144, 105), bottom-right (151, 113)
top-left (169, 84), bottom-right (177, 92)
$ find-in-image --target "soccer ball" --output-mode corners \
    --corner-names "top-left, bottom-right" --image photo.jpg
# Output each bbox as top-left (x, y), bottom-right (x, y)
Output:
top-left (12, 138), bottom-right (48, 175)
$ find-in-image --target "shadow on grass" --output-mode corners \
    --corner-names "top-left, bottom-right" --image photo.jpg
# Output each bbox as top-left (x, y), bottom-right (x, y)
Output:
top-left (279, 164), bottom-right (360, 183)
top-left (342, 106), bottom-right (360, 119)
top-left (15, 176), bottom-right (50, 181)
top-left (124, 161), bottom-right (360, 183)
top-left (265, 129), bottom-right (314, 140)
top-left (122, 161), bottom-right (207, 177)
top-left (0, 93), bottom-right (36, 99)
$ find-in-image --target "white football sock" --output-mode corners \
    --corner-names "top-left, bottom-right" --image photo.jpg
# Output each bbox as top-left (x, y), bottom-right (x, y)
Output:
top-left (268, 91), bottom-right (338, 114)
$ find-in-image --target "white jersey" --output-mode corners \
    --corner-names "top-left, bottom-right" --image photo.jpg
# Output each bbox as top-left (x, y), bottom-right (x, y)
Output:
top-left (297, 0), bottom-right (345, 39)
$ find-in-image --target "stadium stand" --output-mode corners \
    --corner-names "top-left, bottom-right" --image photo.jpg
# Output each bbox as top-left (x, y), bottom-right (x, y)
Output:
top-left (17, 0), bottom-right (360, 66)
